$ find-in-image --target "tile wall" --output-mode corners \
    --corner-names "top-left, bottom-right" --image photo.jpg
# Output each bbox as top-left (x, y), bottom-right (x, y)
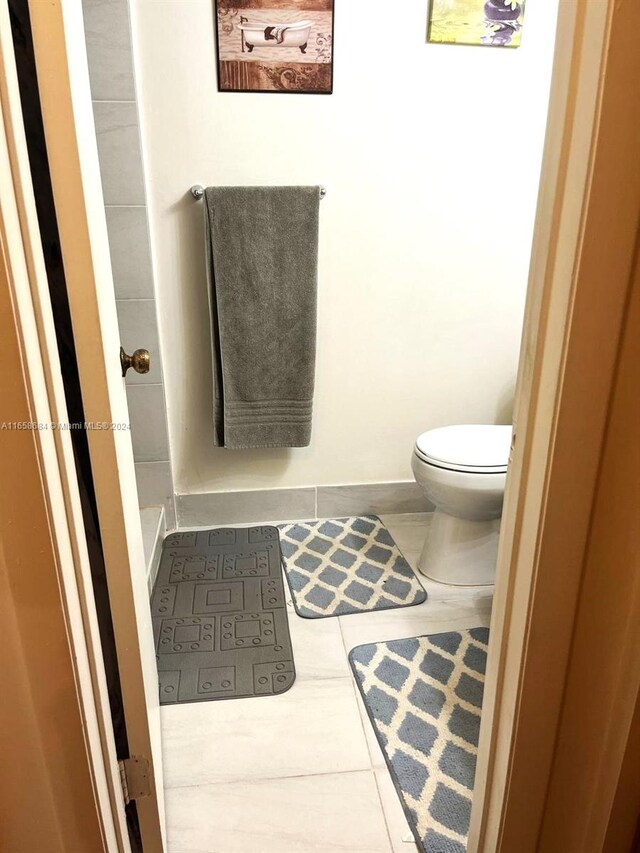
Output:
top-left (82, 0), bottom-right (175, 527)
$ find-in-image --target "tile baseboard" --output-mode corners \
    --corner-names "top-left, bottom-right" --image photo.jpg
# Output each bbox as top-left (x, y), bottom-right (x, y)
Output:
top-left (176, 487), bottom-right (316, 527)
top-left (317, 482), bottom-right (431, 518)
top-left (140, 506), bottom-right (165, 595)
top-left (135, 461), bottom-right (176, 530)
top-left (176, 482), bottom-right (432, 528)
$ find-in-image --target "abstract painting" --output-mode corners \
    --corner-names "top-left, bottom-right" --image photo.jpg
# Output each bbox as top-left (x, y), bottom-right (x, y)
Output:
top-left (428, 0), bottom-right (526, 48)
top-left (215, 0), bottom-right (334, 94)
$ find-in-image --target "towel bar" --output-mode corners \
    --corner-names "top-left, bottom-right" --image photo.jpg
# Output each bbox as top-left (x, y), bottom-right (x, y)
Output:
top-left (190, 184), bottom-right (326, 200)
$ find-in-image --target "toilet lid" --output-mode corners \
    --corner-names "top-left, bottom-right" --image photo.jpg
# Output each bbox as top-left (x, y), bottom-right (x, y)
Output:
top-left (415, 425), bottom-right (512, 473)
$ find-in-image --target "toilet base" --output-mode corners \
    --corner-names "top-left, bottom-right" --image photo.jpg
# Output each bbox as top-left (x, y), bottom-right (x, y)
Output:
top-left (417, 510), bottom-right (500, 586)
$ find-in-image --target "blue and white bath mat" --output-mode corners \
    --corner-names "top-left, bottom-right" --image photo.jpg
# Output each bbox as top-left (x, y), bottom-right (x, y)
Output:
top-left (350, 628), bottom-right (489, 853)
top-left (277, 515), bottom-right (427, 618)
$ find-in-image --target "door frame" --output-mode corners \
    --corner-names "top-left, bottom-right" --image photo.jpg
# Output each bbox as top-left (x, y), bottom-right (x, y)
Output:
top-left (469, 0), bottom-right (640, 848)
top-left (3, 0), bottom-right (637, 849)
top-left (0, 132), bottom-right (113, 853)
top-left (24, 0), bottom-right (167, 850)
top-left (0, 3), bottom-right (128, 849)
top-left (2, 0), bottom-right (165, 850)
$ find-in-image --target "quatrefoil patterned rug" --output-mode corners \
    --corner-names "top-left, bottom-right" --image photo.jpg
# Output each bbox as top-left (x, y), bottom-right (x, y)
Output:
top-left (350, 628), bottom-right (489, 853)
top-left (277, 515), bottom-right (426, 618)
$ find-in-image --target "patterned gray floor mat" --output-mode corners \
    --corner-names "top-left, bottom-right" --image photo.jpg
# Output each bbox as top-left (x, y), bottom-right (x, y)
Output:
top-left (350, 629), bottom-right (489, 852)
top-left (278, 516), bottom-right (427, 618)
top-left (151, 526), bottom-right (295, 705)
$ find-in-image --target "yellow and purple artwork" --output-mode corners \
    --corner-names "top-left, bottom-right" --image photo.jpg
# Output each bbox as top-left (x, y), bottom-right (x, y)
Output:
top-left (215, 0), bottom-right (334, 94)
top-left (428, 0), bottom-right (526, 48)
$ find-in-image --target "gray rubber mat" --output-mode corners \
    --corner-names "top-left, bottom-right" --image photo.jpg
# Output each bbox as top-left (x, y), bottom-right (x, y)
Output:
top-left (151, 526), bottom-right (295, 705)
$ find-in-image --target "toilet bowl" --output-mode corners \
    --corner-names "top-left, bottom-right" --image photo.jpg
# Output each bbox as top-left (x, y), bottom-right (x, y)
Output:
top-left (411, 424), bottom-right (512, 585)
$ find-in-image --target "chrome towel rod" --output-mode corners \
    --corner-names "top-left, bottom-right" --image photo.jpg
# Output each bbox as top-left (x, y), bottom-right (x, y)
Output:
top-left (190, 184), bottom-right (326, 200)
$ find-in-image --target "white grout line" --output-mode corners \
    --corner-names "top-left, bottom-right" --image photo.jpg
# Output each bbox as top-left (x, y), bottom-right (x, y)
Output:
top-left (373, 769), bottom-right (398, 853)
top-left (92, 98), bottom-right (137, 104)
top-left (163, 766), bottom-right (378, 793)
top-left (170, 491), bottom-right (178, 532)
top-left (337, 613), bottom-right (351, 661)
top-left (104, 203), bottom-right (147, 209)
top-left (346, 661), bottom-right (379, 771)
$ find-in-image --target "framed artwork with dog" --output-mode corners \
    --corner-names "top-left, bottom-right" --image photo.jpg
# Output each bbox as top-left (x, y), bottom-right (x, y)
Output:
top-left (214, 0), bottom-right (334, 94)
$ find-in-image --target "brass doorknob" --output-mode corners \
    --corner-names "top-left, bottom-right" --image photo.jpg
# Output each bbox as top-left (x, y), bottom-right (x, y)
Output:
top-left (120, 346), bottom-right (150, 378)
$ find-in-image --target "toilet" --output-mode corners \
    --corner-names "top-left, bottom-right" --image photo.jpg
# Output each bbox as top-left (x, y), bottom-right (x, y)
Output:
top-left (411, 424), bottom-right (512, 585)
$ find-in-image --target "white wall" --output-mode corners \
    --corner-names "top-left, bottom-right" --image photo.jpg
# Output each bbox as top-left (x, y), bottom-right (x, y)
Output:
top-left (131, 0), bottom-right (558, 495)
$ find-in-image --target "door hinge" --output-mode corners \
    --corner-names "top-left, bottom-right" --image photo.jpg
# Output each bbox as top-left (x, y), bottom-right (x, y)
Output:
top-left (118, 756), bottom-right (151, 804)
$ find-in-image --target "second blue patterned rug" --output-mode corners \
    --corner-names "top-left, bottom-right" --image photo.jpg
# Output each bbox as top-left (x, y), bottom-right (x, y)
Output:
top-left (350, 628), bottom-right (489, 853)
top-left (278, 515), bottom-right (427, 618)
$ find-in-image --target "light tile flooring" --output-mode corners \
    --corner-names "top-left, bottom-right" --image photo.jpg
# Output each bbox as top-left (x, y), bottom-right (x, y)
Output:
top-left (161, 513), bottom-right (493, 853)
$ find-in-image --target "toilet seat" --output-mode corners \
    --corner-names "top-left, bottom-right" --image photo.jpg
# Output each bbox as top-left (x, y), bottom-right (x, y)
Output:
top-left (414, 424), bottom-right (512, 474)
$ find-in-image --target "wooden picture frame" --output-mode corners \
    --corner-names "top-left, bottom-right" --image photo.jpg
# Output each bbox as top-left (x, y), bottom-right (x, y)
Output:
top-left (215, 0), bottom-right (334, 94)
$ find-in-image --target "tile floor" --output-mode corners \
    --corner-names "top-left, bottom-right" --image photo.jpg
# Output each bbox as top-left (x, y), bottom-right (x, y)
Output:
top-left (161, 513), bottom-right (493, 853)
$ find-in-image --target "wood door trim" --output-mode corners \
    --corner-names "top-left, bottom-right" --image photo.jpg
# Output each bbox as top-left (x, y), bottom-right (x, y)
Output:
top-left (470, 0), bottom-right (640, 848)
top-left (27, 1), bottom-right (166, 848)
top-left (0, 20), bottom-right (116, 850)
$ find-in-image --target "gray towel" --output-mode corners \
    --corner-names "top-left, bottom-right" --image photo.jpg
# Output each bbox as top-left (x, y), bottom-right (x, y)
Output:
top-left (204, 186), bottom-right (320, 449)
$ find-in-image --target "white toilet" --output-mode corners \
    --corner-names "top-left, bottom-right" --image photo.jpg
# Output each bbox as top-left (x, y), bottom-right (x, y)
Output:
top-left (411, 424), bottom-right (512, 585)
